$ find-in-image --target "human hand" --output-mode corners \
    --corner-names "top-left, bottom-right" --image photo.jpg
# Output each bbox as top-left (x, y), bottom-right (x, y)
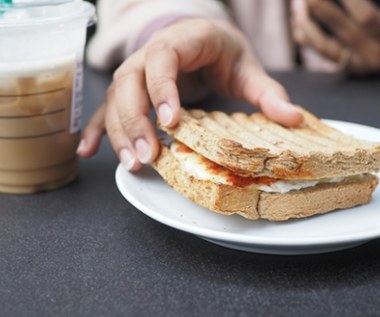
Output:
top-left (78, 18), bottom-right (303, 171)
top-left (292, 0), bottom-right (380, 75)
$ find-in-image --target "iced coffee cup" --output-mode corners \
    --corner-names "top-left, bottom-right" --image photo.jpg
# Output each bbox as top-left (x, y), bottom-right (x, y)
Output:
top-left (0, 0), bottom-right (96, 193)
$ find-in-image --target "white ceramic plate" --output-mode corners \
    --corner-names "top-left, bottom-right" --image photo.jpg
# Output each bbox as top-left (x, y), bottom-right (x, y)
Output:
top-left (115, 120), bottom-right (380, 255)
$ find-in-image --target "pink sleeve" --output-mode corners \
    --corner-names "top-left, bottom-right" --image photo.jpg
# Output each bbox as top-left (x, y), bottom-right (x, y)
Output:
top-left (86, 0), bottom-right (230, 71)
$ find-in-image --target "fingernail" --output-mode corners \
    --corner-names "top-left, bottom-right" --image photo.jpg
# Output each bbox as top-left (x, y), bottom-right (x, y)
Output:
top-left (120, 148), bottom-right (136, 171)
top-left (135, 138), bottom-right (153, 164)
top-left (279, 101), bottom-right (304, 124)
top-left (76, 139), bottom-right (86, 155)
top-left (278, 100), bottom-right (302, 115)
top-left (157, 103), bottom-right (173, 126)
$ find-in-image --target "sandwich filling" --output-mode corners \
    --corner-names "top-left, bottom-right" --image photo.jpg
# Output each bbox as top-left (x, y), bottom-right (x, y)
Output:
top-left (171, 142), bottom-right (365, 194)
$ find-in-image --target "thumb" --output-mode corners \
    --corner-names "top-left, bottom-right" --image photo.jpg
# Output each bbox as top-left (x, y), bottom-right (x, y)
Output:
top-left (243, 73), bottom-right (304, 127)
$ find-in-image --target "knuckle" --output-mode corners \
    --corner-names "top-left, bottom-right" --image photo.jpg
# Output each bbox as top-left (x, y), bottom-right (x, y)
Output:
top-left (105, 120), bottom-right (121, 138)
top-left (357, 11), bottom-right (378, 29)
top-left (148, 75), bottom-right (172, 94)
top-left (119, 113), bottom-right (143, 132)
top-left (145, 40), bottom-right (172, 59)
top-left (113, 66), bottom-right (124, 81)
top-left (113, 54), bottom-right (140, 81)
top-left (112, 67), bottom-right (140, 93)
top-left (195, 19), bottom-right (217, 38)
top-left (113, 65), bottom-right (127, 81)
top-left (105, 85), bottom-right (115, 102)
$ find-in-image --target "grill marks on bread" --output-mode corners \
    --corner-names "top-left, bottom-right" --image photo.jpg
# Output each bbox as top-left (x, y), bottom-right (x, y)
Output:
top-left (161, 107), bottom-right (380, 179)
top-left (191, 109), bottom-right (369, 153)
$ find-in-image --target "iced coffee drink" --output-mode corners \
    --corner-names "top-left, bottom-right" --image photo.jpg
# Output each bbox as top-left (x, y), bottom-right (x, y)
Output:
top-left (0, 0), bottom-right (95, 193)
top-left (0, 59), bottom-right (81, 193)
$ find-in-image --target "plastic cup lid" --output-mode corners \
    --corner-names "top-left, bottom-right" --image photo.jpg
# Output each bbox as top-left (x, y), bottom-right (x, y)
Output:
top-left (0, 0), bottom-right (96, 27)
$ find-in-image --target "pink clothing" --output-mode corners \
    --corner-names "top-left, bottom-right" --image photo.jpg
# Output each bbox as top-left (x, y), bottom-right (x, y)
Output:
top-left (87, 0), bottom-right (336, 72)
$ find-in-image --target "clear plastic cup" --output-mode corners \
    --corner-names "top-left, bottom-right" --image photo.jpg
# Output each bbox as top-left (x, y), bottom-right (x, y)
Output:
top-left (0, 0), bottom-right (96, 193)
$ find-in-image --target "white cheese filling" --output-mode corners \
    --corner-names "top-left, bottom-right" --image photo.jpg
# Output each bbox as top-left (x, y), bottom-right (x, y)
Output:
top-left (171, 142), bottom-right (358, 194)
top-left (257, 178), bottom-right (344, 193)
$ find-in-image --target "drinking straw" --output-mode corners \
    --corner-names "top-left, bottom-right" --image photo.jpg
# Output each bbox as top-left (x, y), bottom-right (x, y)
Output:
top-left (0, 0), bottom-right (11, 16)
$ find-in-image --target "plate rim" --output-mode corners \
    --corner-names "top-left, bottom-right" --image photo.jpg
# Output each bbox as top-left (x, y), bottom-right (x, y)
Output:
top-left (115, 119), bottom-right (380, 248)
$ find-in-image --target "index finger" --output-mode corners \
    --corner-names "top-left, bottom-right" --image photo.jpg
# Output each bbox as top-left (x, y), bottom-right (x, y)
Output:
top-left (144, 42), bottom-right (181, 129)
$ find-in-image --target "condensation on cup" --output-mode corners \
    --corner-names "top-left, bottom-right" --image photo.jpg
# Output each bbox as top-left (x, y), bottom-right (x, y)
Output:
top-left (0, 0), bottom-right (96, 193)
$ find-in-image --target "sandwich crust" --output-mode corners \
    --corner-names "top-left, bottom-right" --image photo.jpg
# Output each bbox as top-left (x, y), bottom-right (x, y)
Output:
top-left (153, 146), bottom-right (379, 221)
top-left (160, 108), bottom-right (380, 179)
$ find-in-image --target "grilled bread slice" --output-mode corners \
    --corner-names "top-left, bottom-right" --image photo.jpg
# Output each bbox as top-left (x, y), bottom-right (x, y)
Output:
top-left (153, 143), bottom-right (379, 221)
top-left (160, 108), bottom-right (380, 179)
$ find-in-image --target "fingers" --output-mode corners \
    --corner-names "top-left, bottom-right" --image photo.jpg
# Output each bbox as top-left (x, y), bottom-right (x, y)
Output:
top-left (144, 19), bottom-right (224, 128)
top-left (197, 19), bottom-right (305, 127)
top-left (303, 0), bottom-right (380, 73)
top-left (93, 17), bottom-right (312, 175)
top-left (77, 103), bottom-right (106, 158)
top-left (112, 56), bottom-right (160, 170)
top-left (258, 89), bottom-right (304, 127)
top-left (110, 20), bottom-right (224, 170)
top-left (144, 42), bottom-right (181, 128)
top-left (105, 94), bottom-right (141, 172)
top-left (292, 0), bottom-right (309, 44)
top-left (307, 0), bottom-right (364, 49)
top-left (240, 70), bottom-right (303, 127)
top-left (98, 19), bottom-right (225, 171)
top-left (302, 18), bottom-right (344, 62)
top-left (294, 1), bottom-right (345, 62)
top-left (342, 0), bottom-right (380, 38)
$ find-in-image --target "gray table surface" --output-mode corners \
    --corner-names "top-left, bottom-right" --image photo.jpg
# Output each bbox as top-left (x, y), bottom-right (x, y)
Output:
top-left (0, 67), bottom-right (379, 317)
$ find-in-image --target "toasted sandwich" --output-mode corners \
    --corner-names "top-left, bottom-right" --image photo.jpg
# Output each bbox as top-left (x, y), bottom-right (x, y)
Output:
top-left (152, 107), bottom-right (380, 221)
